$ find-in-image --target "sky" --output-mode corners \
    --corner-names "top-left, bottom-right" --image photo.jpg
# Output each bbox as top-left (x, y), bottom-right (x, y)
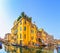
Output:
top-left (0, 0), bottom-right (60, 39)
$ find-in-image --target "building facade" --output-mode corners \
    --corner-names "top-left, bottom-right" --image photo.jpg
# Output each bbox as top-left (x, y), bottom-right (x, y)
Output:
top-left (11, 12), bottom-right (38, 46)
top-left (4, 33), bottom-right (11, 43)
top-left (39, 28), bottom-right (47, 44)
top-left (37, 31), bottom-right (42, 46)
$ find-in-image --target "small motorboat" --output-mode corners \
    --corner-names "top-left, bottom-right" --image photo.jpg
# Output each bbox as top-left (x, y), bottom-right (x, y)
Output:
top-left (56, 45), bottom-right (60, 53)
top-left (11, 43), bottom-right (17, 46)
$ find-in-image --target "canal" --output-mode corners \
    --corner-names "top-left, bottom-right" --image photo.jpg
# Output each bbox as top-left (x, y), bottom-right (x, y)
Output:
top-left (0, 44), bottom-right (59, 53)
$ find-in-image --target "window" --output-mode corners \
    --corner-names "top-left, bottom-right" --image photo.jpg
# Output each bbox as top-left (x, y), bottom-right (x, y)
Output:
top-left (20, 27), bottom-right (22, 31)
top-left (31, 30), bottom-right (34, 33)
top-left (31, 36), bottom-right (34, 40)
top-left (15, 30), bottom-right (18, 33)
top-left (20, 40), bottom-right (22, 46)
top-left (32, 42), bottom-right (34, 45)
top-left (24, 34), bottom-right (26, 39)
top-left (20, 20), bottom-right (22, 25)
top-left (20, 34), bottom-right (22, 38)
top-left (24, 20), bottom-right (26, 24)
top-left (17, 35), bottom-right (18, 38)
top-left (11, 37), bottom-right (13, 39)
top-left (14, 30), bottom-right (18, 34)
top-left (24, 26), bottom-right (26, 31)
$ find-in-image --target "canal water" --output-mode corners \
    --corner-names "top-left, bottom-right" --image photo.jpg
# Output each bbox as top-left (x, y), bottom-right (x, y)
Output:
top-left (0, 44), bottom-right (59, 53)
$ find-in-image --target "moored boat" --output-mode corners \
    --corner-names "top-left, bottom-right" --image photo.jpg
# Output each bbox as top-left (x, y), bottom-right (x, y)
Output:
top-left (0, 42), bottom-right (2, 49)
top-left (56, 45), bottom-right (60, 53)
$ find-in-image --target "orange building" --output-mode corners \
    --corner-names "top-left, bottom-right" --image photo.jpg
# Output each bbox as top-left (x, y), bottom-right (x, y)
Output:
top-left (37, 31), bottom-right (42, 46)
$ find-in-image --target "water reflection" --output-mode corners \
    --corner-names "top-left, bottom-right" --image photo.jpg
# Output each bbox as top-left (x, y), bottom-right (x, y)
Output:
top-left (4, 45), bottom-right (59, 53)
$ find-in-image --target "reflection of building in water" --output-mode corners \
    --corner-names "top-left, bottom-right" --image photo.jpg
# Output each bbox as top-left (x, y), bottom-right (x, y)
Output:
top-left (4, 45), bottom-right (22, 53)
top-left (5, 45), bottom-right (54, 53)
top-left (43, 50), bottom-right (54, 53)
top-left (4, 45), bottom-right (43, 53)
top-left (43, 47), bottom-right (54, 53)
top-left (4, 44), bottom-right (55, 53)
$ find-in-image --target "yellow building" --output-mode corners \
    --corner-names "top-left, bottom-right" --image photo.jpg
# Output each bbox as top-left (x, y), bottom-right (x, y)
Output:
top-left (39, 28), bottom-right (47, 44)
top-left (11, 12), bottom-right (37, 46)
top-left (11, 23), bottom-right (18, 44)
top-left (4, 33), bottom-right (12, 43)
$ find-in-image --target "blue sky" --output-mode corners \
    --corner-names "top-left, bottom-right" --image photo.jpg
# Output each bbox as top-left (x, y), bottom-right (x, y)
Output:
top-left (0, 0), bottom-right (60, 39)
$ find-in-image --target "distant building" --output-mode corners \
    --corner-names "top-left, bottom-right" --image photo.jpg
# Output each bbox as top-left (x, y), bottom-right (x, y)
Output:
top-left (54, 39), bottom-right (60, 45)
top-left (4, 33), bottom-right (11, 43)
top-left (54, 39), bottom-right (58, 45)
top-left (39, 28), bottom-right (47, 45)
top-left (38, 28), bottom-right (54, 45)
top-left (37, 31), bottom-right (42, 45)
top-left (46, 35), bottom-right (54, 45)
top-left (57, 40), bottom-right (60, 45)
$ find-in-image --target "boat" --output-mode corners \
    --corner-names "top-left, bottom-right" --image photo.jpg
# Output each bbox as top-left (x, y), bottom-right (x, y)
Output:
top-left (0, 42), bottom-right (2, 49)
top-left (56, 45), bottom-right (60, 53)
top-left (11, 43), bottom-right (28, 48)
top-left (11, 43), bottom-right (17, 46)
